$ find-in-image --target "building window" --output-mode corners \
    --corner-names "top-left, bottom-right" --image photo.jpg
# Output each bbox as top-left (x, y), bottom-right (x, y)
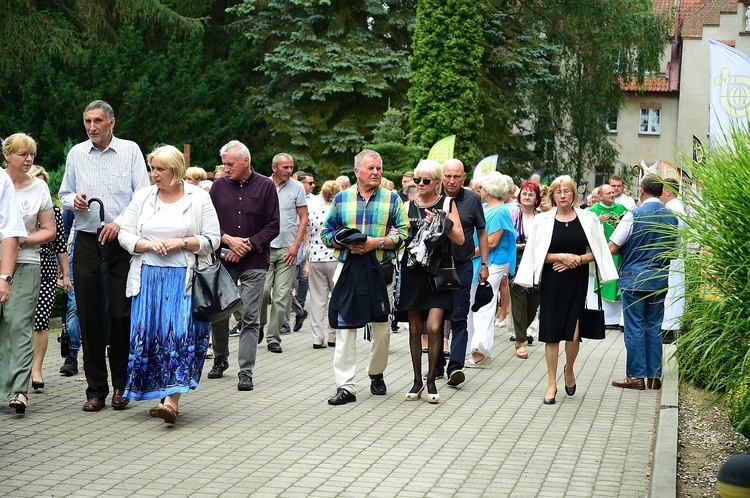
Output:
top-left (639, 108), bottom-right (660, 135)
top-left (607, 114), bottom-right (618, 133)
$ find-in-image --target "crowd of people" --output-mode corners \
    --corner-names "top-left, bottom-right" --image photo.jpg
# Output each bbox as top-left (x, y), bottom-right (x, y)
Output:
top-left (0, 99), bottom-right (683, 420)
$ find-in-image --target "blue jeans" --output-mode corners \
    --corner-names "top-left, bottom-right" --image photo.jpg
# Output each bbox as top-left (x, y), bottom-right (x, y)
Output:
top-left (437, 259), bottom-right (473, 376)
top-left (65, 237), bottom-right (81, 358)
top-left (621, 290), bottom-right (665, 379)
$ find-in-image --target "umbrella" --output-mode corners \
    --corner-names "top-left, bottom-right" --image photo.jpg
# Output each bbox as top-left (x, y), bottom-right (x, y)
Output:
top-left (87, 198), bottom-right (111, 346)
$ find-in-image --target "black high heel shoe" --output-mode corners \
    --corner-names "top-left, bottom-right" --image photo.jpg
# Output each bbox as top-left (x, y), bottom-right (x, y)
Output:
top-left (564, 365), bottom-right (576, 396)
top-left (543, 388), bottom-right (557, 405)
top-left (32, 378), bottom-right (44, 390)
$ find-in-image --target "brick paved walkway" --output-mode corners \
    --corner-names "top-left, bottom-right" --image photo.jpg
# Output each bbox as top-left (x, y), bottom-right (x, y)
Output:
top-left (0, 322), bottom-right (662, 497)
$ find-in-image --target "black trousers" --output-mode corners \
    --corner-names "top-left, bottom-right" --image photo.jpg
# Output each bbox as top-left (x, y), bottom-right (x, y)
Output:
top-left (73, 232), bottom-right (132, 399)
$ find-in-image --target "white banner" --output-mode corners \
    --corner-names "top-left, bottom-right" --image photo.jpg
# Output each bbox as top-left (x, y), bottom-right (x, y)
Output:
top-left (708, 39), bottom-right (750, 148)
top-left (472, 155), bottom-right (498, 180)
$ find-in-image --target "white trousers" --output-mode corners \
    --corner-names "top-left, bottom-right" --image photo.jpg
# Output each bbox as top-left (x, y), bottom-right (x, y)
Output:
top-left (467, 264), bottom-right (506, 358)
top-left (308, 260), bottom-right (338, 344)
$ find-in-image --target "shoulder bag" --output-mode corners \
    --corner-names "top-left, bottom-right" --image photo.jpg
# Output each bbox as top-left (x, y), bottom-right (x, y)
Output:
top-left (579, 259), bottom-right (606, 340)
top-left (192, 241), bottom-right (241, 323)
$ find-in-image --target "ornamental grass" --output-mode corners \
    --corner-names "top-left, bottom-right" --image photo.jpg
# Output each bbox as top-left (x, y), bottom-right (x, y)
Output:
top-left (675, 127), bottom-right (750, 438)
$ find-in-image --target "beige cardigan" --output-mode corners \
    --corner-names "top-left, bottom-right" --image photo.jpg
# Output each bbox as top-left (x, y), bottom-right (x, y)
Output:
top-left (118, 182), bottom-right (220, 297)
top-left (514, 207), bottom-right (618, 288)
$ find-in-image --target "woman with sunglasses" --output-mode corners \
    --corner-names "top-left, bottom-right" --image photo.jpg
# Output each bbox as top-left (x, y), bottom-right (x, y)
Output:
top-left (1, 133), bottom-right (55, 414)
top-left (515, 175), bottom-right (617, 405)
top-left (395, 160), bottom-right (464, 404)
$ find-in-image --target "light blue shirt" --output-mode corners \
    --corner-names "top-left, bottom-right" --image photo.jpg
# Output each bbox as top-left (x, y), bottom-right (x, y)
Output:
top-left (59, 136), bottom-right (150, 234)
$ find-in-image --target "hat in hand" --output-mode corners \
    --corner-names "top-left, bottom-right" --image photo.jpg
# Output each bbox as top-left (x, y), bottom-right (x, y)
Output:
top-left (471, 281), bottom-right (494, 312)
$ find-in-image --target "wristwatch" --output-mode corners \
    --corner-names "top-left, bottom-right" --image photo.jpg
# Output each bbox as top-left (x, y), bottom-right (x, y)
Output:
top-left (183, 237), bottom-right (189, 249)
top-left (378, 238), bottom-right (385, 250)
top-left (0, 274), bottom-right (13, 285)
top-left (481, 262), bottom-right (489, 267)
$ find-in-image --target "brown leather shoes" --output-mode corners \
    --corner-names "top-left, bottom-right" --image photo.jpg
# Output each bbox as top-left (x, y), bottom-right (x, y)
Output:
top-left (611, 377), bottom-right (645, 390)
top-left (82, 397), bottom-right (105, 412)
top-left (111, 389), bottom-right (130, 410)
top-left (648, 378), bottom-right (662, 390)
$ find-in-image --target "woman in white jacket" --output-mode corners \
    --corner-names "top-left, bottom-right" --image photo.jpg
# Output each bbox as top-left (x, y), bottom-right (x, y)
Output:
top-left (118, 145), bottom-right (220, 423)
top-left (515, 175), bottom-right (617, 405)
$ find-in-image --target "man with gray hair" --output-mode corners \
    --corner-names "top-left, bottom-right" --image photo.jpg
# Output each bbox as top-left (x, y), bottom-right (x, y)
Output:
top-left (261, 153), bottom-right (308, 353)
top-left (59, 100), bottom-right (150, 412)
top-left (206, 141), bottom-right (280, 391)
top-left (335, 175), bottom-right (351, 190)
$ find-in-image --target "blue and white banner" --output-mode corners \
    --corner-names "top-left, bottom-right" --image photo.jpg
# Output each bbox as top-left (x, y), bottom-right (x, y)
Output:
top-left (708, 39), bottom-right (750, 148)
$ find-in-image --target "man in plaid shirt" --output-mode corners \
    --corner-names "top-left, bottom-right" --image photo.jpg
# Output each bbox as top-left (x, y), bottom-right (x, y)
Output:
top-left (320, 149), bottom-right (409, 405)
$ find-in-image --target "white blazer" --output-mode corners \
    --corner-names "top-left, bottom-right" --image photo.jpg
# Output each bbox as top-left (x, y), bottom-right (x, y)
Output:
top-left (514, 207), bottom-right (618, 288)
top-left (118, 181), bottom-right (221, 297)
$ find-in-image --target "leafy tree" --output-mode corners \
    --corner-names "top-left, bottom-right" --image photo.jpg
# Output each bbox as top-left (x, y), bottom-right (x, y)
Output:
top-left (369, 106), bottom-right (427, 180)
top-left (228, 0), bottom-right (415, 179)
top-left (408, 0), bottom-right (484, 163)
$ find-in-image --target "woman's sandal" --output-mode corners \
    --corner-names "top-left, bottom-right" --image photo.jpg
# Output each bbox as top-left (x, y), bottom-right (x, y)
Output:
top-left (155, 403), bottom-right (178, 423)
top-left (9, 392), bottom-right (28, 414)
top-left (515, 341), bottom-right (528, 359)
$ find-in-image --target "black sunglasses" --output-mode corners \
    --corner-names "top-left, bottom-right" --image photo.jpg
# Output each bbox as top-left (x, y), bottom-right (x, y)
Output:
top-left (413, 177), bottom-right (433, 185)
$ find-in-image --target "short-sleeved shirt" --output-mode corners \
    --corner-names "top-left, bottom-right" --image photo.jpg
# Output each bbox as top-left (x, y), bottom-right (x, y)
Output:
top-left (449, 187), bottom-right (486, 263)
top-left (0, 170), bottom-right (27, 248)
top-left (58, 136), bottom-right (150, 233)
top-left (16, 177), bottom-right (54, 264)
top-left (269, 177), bottom-right (306, 248)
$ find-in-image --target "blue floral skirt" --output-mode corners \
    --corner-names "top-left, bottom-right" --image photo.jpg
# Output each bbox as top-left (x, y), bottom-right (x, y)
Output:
top-left (123, 265), bottom-right (210, 401)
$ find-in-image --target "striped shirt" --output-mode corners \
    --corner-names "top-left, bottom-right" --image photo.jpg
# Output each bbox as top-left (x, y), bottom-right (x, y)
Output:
top-left (59, 136), bottom-right (150, 234)
top-left (320, 186), bottom-right (409, 263)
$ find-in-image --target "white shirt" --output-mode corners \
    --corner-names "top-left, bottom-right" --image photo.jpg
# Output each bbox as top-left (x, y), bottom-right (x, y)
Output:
top-left (59, 135), bottom-right (150, 233)
top-left (0, 170), bottom-right (27, 251)
top-left (15, 177), bottom-right (54, 265)
top-left (614, 193), bottom-right (637, 210)
top-left (609, 197), bottom-right (662, 247)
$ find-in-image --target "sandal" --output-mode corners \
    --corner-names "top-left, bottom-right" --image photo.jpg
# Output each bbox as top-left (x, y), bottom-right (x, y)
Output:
top-left (156, 403), bottom-right (178, 423)
top-left (515, 341), bottom-right (528, 359)
top-left (9, 392), bottom-right (28, 414)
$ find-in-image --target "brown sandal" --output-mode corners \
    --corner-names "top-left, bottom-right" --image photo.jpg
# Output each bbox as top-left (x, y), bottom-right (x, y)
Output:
top-left (155, 404), bottom-right (178, 423)
top-left (515, 341), bottom-right (528, 359)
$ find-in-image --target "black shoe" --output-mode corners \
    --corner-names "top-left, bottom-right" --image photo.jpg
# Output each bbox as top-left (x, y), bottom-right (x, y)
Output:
top-left (207, 359), bottom-right (229, 379)
top-left (59, 356), bottom-right (78, 376)
top-left (564, 365), bottom-right (576, 396)
top-left (32, 378), bottom-right (45, 390)
top-left (268, 342), bottom-right (282, 353)
top-left (237, 371), bottom-right (254, 391)
top-left (328, 388), bottom-right (356, 405)
top-left (543, 388), bottom-right (558, 405)
top-left (442, 350), bottom-right (450, 358)
top-left (280, 324), bottom-right (291, 335)
top-left (229, 324), bottom-right (241, 336)
top-left (258, 327), bottom-right (264, 344)
top-left (446, 370), bottom-right (465, 387)
top-left (293, 309), bottom-right (308, 332)
top-left (527, 336), bottom-right (534, 346)
top-left (327, 341), bottom-right (336, 347)
top-left (370, 374), bottom-right (387, 395)
top-left (661, 329), bottom-right (676, 344)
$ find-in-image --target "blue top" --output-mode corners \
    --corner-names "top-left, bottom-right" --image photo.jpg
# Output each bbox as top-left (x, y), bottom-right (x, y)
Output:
top-left (472, 204), bottom-right (517, 281)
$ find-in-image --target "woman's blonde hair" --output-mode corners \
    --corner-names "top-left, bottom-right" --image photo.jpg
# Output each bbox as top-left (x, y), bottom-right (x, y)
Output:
top-left (548, 175), bottom-right (579, 206)
top-left (320, 180), bottom-right (342, 203)
top-left (2, 133), bottom-right (37, 166)
top-left (481, 171), bottom-right (510, 200)
top-left (147, 145), bottom-right (186, 186)
top-left (413, 159), bottom-right (443, 195)
top-left (380, 177), bottom-right (395, 190)
top-left (29, 165), bottom-right (49, 183)
top-left (185, 166), bottom-right (208, 182)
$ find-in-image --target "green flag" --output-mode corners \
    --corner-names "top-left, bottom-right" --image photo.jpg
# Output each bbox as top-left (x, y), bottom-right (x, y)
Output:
top-left (427, 135), bottom-right (455, 163)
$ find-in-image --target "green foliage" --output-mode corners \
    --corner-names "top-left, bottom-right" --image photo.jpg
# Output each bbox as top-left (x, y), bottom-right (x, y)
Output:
top-left (408, 0), bottom-right (484, 163)
top-left (726, 380), bottom-right (750, 440)
top-left (675, 128), bottom-right (750, 438)
top-left (229, 0), bottom-right (414, 180)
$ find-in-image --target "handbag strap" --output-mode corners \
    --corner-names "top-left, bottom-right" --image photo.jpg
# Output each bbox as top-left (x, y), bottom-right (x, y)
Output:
top-left (194, 235), bottom-right (217, 267)
top-left (592, 259), bottom-right (603, 311)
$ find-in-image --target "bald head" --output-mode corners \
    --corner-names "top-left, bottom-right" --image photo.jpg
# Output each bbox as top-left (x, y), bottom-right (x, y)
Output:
top-left (442, 159), bottom-right (466, 197)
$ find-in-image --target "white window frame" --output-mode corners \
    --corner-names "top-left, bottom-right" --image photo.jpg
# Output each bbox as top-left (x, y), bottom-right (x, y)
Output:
top-left (639, 108), bottom-right (661, 135)
top-left (607, 115), bottom-right (618, 133)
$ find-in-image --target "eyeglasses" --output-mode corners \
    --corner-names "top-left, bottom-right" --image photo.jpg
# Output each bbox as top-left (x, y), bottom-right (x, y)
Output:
top-left (553, 189), bottom-right (573, 196)
top-left (413, 177), bottom-right (433, 185)
top-left (303, 181), bottom-right (315, 185)
top-left (15, 152), bottom-right (37, 159)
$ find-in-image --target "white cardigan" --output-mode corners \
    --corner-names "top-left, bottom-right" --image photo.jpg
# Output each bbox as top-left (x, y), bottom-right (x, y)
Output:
top-left (514, 207), bottom-right (618, 288)
top-left (118, 181), bottom-right (221, 297)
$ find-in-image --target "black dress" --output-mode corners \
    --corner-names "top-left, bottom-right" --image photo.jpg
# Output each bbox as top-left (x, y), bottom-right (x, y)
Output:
top-left (395, 196), bottom-right (454, 322)
top-left (538, 217), bottom-right (589, 343)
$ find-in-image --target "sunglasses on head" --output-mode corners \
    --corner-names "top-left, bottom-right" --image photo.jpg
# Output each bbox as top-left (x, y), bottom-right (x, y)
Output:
top-left (413, 177), bottom-right (433, 185)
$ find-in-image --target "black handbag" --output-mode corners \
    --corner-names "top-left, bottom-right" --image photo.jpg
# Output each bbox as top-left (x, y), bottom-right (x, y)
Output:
top-left (429, 244), bottom-right (461, 292)
top-left (192, 247), bottom-right (241, 323)
top-left (579, 261), bottom-right (606, 340)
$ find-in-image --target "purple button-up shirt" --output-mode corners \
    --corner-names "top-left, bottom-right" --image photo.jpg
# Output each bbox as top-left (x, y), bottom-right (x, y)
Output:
top-left (210, 171), bottom-right (280, 272)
